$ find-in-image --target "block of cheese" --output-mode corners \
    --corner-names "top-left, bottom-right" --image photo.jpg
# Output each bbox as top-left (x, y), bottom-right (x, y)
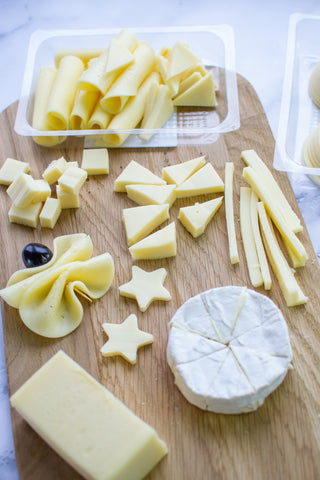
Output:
top-left (175, 163), bottom-right (224, 198)
top-left (179, 196), bottom-right (223, 238)
top-left (8, 201), bottom-right (43, 228)
top-left (58, 165), bottom-right (87, 194)
top-left (56, 185), bottom-right (80, 209)
top-left (29, 179), bottom-right (51, 204)
top-left (105, 38), bottom-right (134, 74)
top-left (123, 204), bottom-right (170, 246)
top-left (162, 156), bottom-right (206, 186)
top-left (129, 222), bottom-right (176, 260)
top-left (114, 160), bottom-right (166, 192)
top-left (7, 173), bottom-right (36, 208)
top-left (10, 350), bottom-right (167, 480)
top-left (167, 286), bottom-right (293, 414)
top-left (0, 158), bottom-right (30, 186)
top-left (126, 184), bottom-right (176, 207)
top-left (42, 156), bottom-right (68, 184)
top-left (40, 197), bottom-right (62, 229)
top-left (81, 148), bottom-right (109, 175)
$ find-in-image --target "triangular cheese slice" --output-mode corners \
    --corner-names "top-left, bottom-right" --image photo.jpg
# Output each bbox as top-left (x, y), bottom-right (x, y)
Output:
top-left (178, 72), bottom-right (202, 96)
top-left (140, 85), bottom-right (174, 140)
top-left (167, 42), bottom-right (200, 80)
top-left (162, 156), bottom-right (206, 186)
top-left (129, 222), bottom-right (176, 260)
top-left (179, 196), bottom-right (223, 238)
top-left (155, 54), bottom-right (169, 82)
top-left (126, 184), bottom-right (176, 206)
top-left (114, 160), bottom-right (166, 192)
top-left (105, 38), bottom-right (134, 74)
top-left (122, 204), bottom-right (169, 246)
top-left (173, 72), bottom-right (216, 107)
top-left (175, 163), bottom-right (224, 198)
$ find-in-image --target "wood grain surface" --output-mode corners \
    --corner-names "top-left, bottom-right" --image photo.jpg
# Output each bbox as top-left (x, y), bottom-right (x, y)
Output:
top-left (1, 74), bottom-right (320, 480)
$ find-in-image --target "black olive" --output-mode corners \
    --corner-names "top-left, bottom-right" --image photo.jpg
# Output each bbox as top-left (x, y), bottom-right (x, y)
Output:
top-left (22, 243), bottom-right (53, 268)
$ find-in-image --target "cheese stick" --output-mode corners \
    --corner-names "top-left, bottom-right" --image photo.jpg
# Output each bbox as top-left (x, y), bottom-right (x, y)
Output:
top-left (46, 55), bottom-right (85, 130)
top-left (225, 162), bottom-right (239, 264)
top-left (100, 41), bottom-right (156, 114)
top-left (32, 67), bottom-right (66, 146)
top-left (250, 190), bottom-right (271, 290)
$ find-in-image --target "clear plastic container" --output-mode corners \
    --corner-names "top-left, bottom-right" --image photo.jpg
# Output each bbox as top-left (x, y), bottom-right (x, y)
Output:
top-left (14, 25), bottom-right (239, 148)
top-left (274, 13), bottom-right (320, 174)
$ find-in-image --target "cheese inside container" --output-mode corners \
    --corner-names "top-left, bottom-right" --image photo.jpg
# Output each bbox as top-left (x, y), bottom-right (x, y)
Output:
top-left (14, 25), bottom-right (239, 148)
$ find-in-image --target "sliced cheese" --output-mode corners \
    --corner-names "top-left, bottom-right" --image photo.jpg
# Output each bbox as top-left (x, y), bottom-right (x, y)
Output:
top-left (241, 149), bottom-right (302, 233)
top-left (175, 162), bottom-right (224, 198)
top-left (167, 42), bottom-right (200, 80)
top-left (257, 202), bottom-right (307, 307)
top-left (81, 148), bottom-right (109, 175)
top-left (10, 350), bottom-right (167, 480)
top-left (139, 84), bottom-right (174, 141)
top-left (0, 158), bottom-right (30, 186)
top-left (105, 38), bottom-right (134, 74)
top-left (162, 156), bottom-right (206, 186)
top-left (125, 184), bottom-right (176, 207)
top-left (250, 190), bottom-right (271, 290)
top-left (225, 162), bottom-right (239, 264)
top-left (122, 204), bottom-right (170, 246)
top-left (239, 187), bottom-right (263, 287)
top-left (167, 286), bottom-right (293, 414)
top-left (129, 221), bottom-right (176, 260)
top-left (179, 196), bottom-right (223, 238)
top-left (173, 72), bottom-right (216, 107)
top-left (114, 160), bottom-right (166, 193)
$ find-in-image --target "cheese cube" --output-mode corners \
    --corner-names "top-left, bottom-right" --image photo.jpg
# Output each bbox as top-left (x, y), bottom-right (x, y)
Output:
top-left (40, 197), bottom-right (62, 228)
top-left (58, 165), bottom-right (87, 194)
top-left (81, 148), bottom-right (109, 175)
top-left (10, 350), bottom-right (167, 480)
top-left (7, 173), bottom-right (35, 207)
top-left (30, 179), bottom-right (51, 204)
top-left (9, 201), bottom-right (42, 228)
top-left (0, 158), bottom-right (30, 186)
top-left (56, 185), bottom-right (80, 209)
top-left (42, 156), bottom-right (68, 184)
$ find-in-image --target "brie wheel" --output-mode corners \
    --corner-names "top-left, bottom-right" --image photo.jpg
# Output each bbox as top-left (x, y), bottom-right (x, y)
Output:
top-left (167, 286), bottom-right (293, 414)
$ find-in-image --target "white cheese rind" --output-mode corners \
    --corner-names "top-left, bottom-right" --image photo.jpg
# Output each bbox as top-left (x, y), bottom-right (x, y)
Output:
top-left (167, 286), bottom-right (293, 414)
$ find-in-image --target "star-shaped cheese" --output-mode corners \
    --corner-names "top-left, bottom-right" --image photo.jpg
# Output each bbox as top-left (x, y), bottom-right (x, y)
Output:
top-left (119, 265), bottom-right (171, 312)
top-left (100, 314), bottom-right (153, 364)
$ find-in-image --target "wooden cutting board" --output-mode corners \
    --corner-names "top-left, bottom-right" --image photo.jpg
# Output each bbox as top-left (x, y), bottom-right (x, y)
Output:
top-left (1, 74), bottom-right (320, 480)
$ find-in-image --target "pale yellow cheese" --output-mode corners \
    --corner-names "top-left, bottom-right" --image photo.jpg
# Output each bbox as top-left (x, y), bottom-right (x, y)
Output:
top-left (173, 72), bottom-right (216, 107)
top-left (178, 196), bottom-right (223, 238)
top-left (105, 37), bottom-right (134, 74)
top-left (69, 89), bottom-right (100, 130)
top-left (129, 221), bottom-right (176, 260)
top-left (125, 184), bottom-right (176, 207)
top-left (250, 190), bottom-right (271, 290)
top-left (122, 203), bottom-right (169, 246)
top-left (40, 197), bottom-right (62, 229)
top-left (139, 84), bottom-right (174, 141)
top-left (177, 71), bottom-right (202, 95)
top-left (257, 202), bottom-right (307, 307)
top-left (10, 350), bottom-right (167, 480)
top-left (81, 148), bottom-right (109, 175)
top-left (162, 156), bottom-right (206, 186)
top-left (239, 187), bottom-right (263, 287)
top-left (114, 159), bottom-right (166, 192)
top-left (55, 48), bottom-right (104, 67)
top-left (8, 201), bottom-right (42, 228)
top-left (42, 156), bottom-right (68, 184)
top-left (166, 42), bottom-right (200, 80)
top-left (88, 101), bottom-right (113, 129)
top-left (7, 174), bottom-right (50, 208)
top-left (56, 185), bottom-right (80, 209)
top-left (309, 61), bottom-right (320, 107)
top-left (0, 158), bottom-right (30, 186)
top-left (243, 166), bottom-right (307, 266)
top-left (58, 165), bottom-right (87, 194)
top-left (241, 149), bottom-right (302, 233)
top-left (175, 163), bottom-right (224, 198)
top-left (225, 162), bottom-right (239, 264)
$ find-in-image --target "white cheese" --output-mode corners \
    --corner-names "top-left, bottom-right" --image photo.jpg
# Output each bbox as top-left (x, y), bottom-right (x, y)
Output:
top-left (167, 286), bottom-right (293, 414)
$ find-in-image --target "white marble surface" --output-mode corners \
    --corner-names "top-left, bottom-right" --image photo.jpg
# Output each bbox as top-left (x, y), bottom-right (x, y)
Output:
top-left (1, 1), bottom-right (320, 478)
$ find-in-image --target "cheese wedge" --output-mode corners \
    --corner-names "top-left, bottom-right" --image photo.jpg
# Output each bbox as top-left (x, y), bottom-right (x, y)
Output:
top-left (167, 286), bottom-right (293, 414)
top-left (243, 166), bottom-right (307, 266)
top-left (225, 162), bottom-right (239, 264)
top-left (239, 187), bottom-right (263, 287)
top-left (10, 350), bottom-right (167, 480)
top-left (162, 156), bottom-right (206, 186)
top-left (0, 158), bottom-right (30, 186)
top-left (114, 160), bottom-right (166, 192)
top-left (179, 196), bottom-right (223, 238)
top-left (129, 222), bottom-right (176, 260)
top-left (241, 149), bottom-right (302, 233)
top-left (125, 184), bottom-right (176, 207)
top-left (173, 72), bottom-right (216, 107)
top-left (167, 42), bottom-right (200, 80)
top-left (257, 202), bottom-right (307, 307)
top-left (175, 163), bottom-right (224, 198)
top-left (122, 204), bottom-right (170, 246)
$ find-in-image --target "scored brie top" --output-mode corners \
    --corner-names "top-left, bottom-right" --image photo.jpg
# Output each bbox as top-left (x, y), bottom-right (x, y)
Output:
top-left (167, 286), bottom-right (293, 414)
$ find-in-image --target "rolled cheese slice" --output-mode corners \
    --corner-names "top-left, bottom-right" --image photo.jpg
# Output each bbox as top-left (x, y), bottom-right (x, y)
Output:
top-left (167, 286), bottom-right (293, 414)
top-left (309, 61), bottom-right (320, 107)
